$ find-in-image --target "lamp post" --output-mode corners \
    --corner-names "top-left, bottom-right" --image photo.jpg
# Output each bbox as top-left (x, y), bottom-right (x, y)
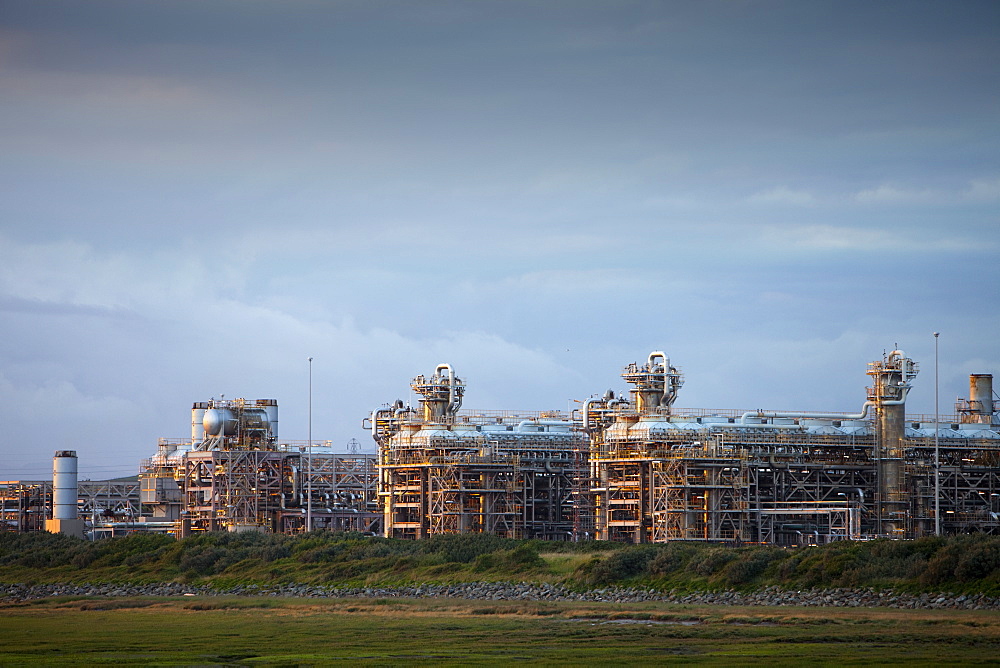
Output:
top-left (934, 332), bottom-right (940, 537)
top-left (307, 356), bottom-right (313, 533)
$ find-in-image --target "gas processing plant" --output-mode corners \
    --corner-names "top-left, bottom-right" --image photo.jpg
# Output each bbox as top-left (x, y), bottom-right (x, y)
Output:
top-left (138, 399), bottom-right (379, 536)
top-left (372, 350), bottom-right (999, 545)
top-left (4, 347), bottom-right (999, 545)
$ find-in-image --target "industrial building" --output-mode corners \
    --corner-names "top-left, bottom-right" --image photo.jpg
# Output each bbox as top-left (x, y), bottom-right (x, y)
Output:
top-left (139, 398), bottom-right (379, 536)
top-left (6, 347), bottom-right (997, 545)
top-left (370, 350), bottom-right (1000, 545)
top-left (2, 452), bottom-right (140, 537)
top-left (4, 400), bottom-right (379, 537)
top-left (370, 364), bottom-right (588, 540)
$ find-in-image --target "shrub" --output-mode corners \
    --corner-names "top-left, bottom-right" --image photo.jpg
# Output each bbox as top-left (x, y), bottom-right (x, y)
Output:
top-left (581, 545), bottom-right (658, 585)
top-left (692, 547), bottom-right (736, 577)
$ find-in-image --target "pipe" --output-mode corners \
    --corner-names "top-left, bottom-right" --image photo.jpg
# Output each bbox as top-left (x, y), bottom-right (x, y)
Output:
top-left (741, 401), bottom-right (874, 424)
top-left (582, 397), bottom-right (601, 431)
top-left (704, 421), bottom-right (804, 430)
top-left (435, 363), bottom-right (462, 415)
top-left (515, 419), bottom-right (575, 432)
top-left (647, 351), bottom-right (672, 407)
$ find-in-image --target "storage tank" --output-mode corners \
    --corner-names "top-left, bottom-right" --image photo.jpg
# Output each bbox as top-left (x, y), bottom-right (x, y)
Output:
top-left (259, 399), bottom-right (279, 440)
top-left (52, 450), bottom-right (79, 520)
top-left (45, 450), bottom-right (84, 538)
top-left (970, 374), bottom-right (995, 422)
top-left (191, 402), bottom-right (208, 444)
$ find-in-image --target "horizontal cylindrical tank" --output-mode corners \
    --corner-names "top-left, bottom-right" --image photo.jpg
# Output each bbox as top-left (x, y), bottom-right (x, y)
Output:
top-left (203, 408), bottom-right (238, 437)
top-left (203, 407), bottom-right (272, 437)
top-left (52, 450), bottom-right (78, 520)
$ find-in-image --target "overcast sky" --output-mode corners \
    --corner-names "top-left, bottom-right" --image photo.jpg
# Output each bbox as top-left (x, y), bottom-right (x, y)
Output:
top-left (2, 1), bottom-right (997, 479)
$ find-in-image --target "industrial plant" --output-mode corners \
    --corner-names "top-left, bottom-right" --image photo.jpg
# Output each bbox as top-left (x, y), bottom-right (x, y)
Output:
top-left (3, 347), bottom-right (998, 545)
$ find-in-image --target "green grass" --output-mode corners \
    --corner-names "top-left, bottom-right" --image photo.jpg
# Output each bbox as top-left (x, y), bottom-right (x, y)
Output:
top-left (1, 596), bottom-right (998, 665)
top-left (2, 531), bottom-right (999, 595)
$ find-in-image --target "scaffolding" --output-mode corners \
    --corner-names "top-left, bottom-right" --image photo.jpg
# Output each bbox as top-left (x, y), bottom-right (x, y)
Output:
top-left (139, 398), bottom-right (380, 536)
top-left (373, 365), bottom-right (589, 539)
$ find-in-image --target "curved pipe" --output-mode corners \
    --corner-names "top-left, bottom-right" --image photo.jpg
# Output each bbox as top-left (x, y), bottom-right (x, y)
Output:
top-left (435, 363), bottom-right (463, 415)
top-left (887, 350), bottom-right (918, 390)
top-left (582, 397), bottom-right (601, 431)
top-left (741, 401), bottom-right (874, 424)
top-left (647, 351), bottom-right (671, 407)
top-left (582, 395), bottom-right (631, 430)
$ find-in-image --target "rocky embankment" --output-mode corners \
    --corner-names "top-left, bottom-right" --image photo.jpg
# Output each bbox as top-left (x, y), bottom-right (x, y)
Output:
top-left (1, 582), bottom-right (997, 610)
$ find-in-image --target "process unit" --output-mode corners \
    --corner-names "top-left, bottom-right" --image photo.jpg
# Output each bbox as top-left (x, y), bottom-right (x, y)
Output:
top-left (370, 349), bottom-right (1000, 545)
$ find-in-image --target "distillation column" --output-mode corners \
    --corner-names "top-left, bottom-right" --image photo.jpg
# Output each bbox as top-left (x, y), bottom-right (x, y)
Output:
top-left (593, 352), bottom-right (684, 543)
top-left (867, 350), bottom-right (918, 536)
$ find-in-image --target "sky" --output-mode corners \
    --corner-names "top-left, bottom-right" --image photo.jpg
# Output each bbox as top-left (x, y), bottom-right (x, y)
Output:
top-left (1, 1), bottom-right (998, 480)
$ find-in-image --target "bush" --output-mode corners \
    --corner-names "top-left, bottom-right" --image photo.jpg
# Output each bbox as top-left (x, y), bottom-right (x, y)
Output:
top-left (692, 547), bottom-right (736, 577)
top-left (719, 547), bottom-right (785, 586)
top-left (648, 542), bottom-right (702, 576)
top-left (580, 545), bottom-right (659, 585)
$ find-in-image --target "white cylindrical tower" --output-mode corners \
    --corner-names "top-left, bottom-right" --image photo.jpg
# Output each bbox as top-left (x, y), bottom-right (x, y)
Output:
top-left (191, 402), bottom-right (208, 444)
top-left (259, 399), bottom-right (279, 440)
top-left (52, 450), bottom-right (79, 521)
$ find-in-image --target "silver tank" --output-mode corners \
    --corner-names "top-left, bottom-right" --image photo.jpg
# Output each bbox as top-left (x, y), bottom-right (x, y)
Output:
top-left (52, 450), bottom-right (78, 520)
top-left (203, 407), bottom-right (271, 436)
top-left (970, 374), bottom-right (995, 419)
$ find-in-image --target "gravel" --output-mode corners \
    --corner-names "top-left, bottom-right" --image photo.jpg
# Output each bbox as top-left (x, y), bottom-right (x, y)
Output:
top-left (2, 582), bottom-right (997, 610)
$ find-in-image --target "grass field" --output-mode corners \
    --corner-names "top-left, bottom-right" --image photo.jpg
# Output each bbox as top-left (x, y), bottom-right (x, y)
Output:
top-left (3, 596), bottom-right (998, 666)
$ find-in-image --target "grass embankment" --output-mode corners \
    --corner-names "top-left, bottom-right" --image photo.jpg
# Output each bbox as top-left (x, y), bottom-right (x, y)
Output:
top-left (2, 531), bottom-right (999, 594)
top-left (2, 596), bottom-right (999, 665)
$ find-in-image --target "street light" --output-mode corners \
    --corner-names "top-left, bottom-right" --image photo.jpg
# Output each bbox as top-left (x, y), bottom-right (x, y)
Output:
top-left (934, 333), bottom-right (940, 537)
top-left (307, 356), bottom-right (313, 533)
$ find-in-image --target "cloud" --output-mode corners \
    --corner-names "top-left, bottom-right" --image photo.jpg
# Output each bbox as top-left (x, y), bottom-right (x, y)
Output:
top-left (747, 186), bottom-right (815, 206)
top-left (964, 177), bottom-right (1000, 202)
top-left (853, 177), bottom-right (1000, 205)
top-left (1, 2), bottom-right (998, 480)
top-left (758, 224), bottom-right (987, 252)
top-left (854, 184), bottom-right (936, 204)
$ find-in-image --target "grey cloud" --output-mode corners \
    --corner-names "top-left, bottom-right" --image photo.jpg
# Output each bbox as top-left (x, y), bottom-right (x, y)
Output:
top-left (0, 1), bottom-right (997, 477)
